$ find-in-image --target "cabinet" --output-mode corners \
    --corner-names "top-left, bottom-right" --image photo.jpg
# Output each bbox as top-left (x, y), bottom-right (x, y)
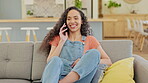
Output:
top-left (103, 14), bottom-right (148, 38)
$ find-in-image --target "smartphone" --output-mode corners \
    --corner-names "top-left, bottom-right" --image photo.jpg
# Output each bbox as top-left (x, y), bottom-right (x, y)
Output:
top-left (63, 23), bottom-right (69, 35)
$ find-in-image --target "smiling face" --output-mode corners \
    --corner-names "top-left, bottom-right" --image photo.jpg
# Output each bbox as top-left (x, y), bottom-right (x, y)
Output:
top-left (66, 9), bottom-right (82, 33)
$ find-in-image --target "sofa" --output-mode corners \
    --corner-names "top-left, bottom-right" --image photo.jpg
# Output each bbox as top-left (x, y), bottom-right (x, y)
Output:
top-left (0, 40), bottom-right (147, 83)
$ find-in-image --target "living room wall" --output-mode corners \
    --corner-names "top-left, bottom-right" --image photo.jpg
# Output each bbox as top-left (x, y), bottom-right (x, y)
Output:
top-left (0, 0), bottom-right (22, 19)
top-left (102, 0), bottom-right (148, 14)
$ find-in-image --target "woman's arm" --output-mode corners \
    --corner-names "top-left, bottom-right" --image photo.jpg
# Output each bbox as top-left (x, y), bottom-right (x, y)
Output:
top-left (46, 23), bottom-right (68, 62)
top-left (97, 46), bottom-right (112, 66)
top-left (47, 39), bottom-right (66, 62)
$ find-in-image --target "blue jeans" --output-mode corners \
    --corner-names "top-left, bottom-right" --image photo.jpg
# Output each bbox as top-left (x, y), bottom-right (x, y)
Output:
top-left (41, 49), bottom-right (101, 83)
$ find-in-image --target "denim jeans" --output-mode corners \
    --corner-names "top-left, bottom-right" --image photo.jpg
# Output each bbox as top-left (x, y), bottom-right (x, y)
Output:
top-left (41, 36), bottom-right (105, 83)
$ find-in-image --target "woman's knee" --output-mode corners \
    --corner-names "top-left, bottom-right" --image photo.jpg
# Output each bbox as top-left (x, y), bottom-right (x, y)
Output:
top-left (85, 49), bottom-right (101, 59)
top-left (47, 56), bottom-right (63, 66)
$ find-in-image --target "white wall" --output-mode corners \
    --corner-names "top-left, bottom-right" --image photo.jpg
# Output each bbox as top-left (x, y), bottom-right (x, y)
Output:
top-left (82, 0), bottom-right (91, 18)
top-left (102, 0), bottom-right (148, 14)
top-left (0, 0), bottom-right (22, 19)
top-left (22, 0), bottom-right (26, 19)
top-left (82, 0), bottom-right (98, 19)
top-left (93, 0), bottom-right (98, 18)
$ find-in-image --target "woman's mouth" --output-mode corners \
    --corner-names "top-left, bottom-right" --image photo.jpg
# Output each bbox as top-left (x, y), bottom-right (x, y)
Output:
top-left (70, 25), bottom-right (77, 29)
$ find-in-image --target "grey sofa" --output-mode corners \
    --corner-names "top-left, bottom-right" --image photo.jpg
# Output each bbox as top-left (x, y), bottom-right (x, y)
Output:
top-left (0, 40), bottom-right (147, 83)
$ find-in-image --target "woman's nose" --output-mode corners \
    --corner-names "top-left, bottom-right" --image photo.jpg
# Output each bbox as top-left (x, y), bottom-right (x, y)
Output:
top-left (70, 19), bottom-right (75, 23)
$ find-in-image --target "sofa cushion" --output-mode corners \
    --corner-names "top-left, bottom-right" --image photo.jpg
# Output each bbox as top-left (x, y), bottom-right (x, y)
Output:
top-left (133, 54), bottom-right (148, 83)
top-left (32, 80), bottom-right (42, 83)
top-left (32, 42), bottom-right (47, 80)
top-left (0, 42), bottom-right (33, 80)
top-left (100, 57), bottom-right (135, 83)
top-left (99, 40), bottom-right (133, 63)
top-left (0, 79), bottom-right (31, 83)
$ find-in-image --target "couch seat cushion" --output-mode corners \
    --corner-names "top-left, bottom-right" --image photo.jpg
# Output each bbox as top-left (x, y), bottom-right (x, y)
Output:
top-left (0, 79), bottom-right (31, 83)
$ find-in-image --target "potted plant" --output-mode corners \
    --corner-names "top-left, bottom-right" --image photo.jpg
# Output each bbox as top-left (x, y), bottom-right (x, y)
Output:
top-left (75, 0), bottom-right (82, 9)
top-left (26, 10), bottom-right (34, 17)
top-left (104, 0), bottom-right (121, 14)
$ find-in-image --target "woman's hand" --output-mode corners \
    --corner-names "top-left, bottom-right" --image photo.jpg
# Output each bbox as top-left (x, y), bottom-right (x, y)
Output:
top-left (71, 58), bottom-right (80, 68)
top-left (59, 23), bottom-right (68, 42)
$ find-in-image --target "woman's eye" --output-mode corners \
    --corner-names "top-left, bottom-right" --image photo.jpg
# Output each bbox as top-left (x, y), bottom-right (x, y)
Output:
top-left (75, 18), bottom-right (78, 20)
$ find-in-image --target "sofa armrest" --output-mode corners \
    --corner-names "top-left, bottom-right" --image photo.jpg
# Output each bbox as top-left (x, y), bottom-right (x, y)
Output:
top-left (133, 54), bottom-right (148, 83)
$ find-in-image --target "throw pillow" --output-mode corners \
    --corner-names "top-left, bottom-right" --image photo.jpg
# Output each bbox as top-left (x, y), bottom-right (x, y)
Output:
top-left (100, 57), bottom-right (135, 83)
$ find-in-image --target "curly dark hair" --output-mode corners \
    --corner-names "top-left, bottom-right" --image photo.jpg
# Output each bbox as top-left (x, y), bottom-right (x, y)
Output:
top-left (39, 6), bottom-right (90, 56)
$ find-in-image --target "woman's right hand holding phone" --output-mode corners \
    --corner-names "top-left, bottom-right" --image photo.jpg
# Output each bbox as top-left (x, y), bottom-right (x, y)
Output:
top-left (47, 23), bottom-right (68, 62)
top-left (59, 23), bottom-right (68, 42)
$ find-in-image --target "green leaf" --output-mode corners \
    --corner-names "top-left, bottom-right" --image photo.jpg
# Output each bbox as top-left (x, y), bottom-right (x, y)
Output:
top-left (27, 10), bottom-right (33, 15)
top-left (75, 0), bottom-right (82, 9)
top-left (104, 0), bottom-right (121, 8)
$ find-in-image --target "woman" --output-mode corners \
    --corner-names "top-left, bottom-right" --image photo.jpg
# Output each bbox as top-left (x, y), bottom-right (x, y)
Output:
top-left (40, 6), bottom-right (112, 83)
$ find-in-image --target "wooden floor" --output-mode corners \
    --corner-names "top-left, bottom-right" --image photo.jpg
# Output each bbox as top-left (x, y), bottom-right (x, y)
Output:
top-left (133, 44), bottom-right (148, 60)
top-left (104, 37), bottom-right (148, 60)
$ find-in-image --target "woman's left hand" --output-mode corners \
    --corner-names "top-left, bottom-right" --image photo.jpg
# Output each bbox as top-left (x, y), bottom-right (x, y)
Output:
top-left (71, 58), bottom-right (80, 67)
